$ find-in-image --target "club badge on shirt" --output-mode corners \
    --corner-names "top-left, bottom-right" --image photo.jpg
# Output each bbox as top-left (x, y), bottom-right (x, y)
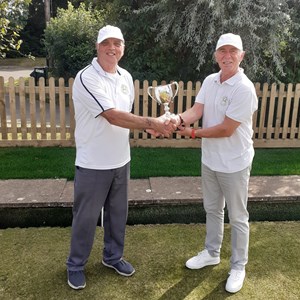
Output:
top-left (221, 96), bottom-right (229, 106)
top-left (121, 84), bottom-right (129, 95)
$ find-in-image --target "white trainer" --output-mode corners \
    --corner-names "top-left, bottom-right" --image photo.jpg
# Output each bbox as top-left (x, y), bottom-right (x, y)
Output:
top-left (225, 269), bottom-right (246, 293)
top-left (185, 249), bottom-right (220, 269)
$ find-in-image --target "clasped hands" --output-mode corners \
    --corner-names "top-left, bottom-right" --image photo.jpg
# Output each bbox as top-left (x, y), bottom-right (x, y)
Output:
top-left (146, 114), bottom-right (184, 138)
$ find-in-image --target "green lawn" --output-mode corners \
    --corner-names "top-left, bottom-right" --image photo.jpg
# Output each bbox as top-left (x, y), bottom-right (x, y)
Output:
top-left (0, 147), bottom-right (299, 180)
top-left (0, 222), bottom-right (299, 300)
top-left (0, 57), bottom-right (46, 67)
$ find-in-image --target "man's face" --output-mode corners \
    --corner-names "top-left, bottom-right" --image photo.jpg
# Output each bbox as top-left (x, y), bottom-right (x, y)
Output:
top-left (215, 45), bottom-right (245, 74)
top-left (97, 38), bottom-right (124, 65)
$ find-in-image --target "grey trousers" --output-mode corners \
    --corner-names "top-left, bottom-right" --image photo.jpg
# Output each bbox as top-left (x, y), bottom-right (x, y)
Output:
top-left (201, 163), bottom-right (251, 271)
top-left (66, 163), bottom-right (130, 271)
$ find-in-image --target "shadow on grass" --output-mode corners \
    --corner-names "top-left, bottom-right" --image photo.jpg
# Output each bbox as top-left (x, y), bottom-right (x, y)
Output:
top-left (158, 267), bottom-right (232, 300)
top-left (1, 223), bottom-right (299, 299)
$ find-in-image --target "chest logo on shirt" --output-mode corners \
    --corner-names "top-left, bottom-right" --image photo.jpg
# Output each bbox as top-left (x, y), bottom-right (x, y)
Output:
top-left (221, 96), bottom-right (229, 106)
top-left (121, 84), bottom-right (129, 95)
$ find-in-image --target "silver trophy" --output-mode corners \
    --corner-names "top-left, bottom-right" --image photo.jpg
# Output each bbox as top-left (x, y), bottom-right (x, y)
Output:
top-left (147, 82), bottom-right (179, 119)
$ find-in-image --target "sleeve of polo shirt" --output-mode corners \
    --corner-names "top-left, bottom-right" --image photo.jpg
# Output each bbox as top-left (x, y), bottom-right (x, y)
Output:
top-left (129, 80), bottom-right (135, 111)
top-left (195, 77), bottom-right (209, 104)
top-left (226, 85), bottom-right (258, 123)
top-left (76, 69), bottom-right (116, 118)
top-left (125, 72), bottom-right (135, 111)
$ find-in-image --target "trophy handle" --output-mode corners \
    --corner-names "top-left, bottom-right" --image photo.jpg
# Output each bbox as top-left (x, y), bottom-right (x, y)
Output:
top-left (170, 81), bottom-right (179, 98)
top-left (147, 86), bottom-right (158, 103)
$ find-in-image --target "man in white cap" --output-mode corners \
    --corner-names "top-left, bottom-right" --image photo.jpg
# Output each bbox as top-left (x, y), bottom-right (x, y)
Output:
top-left (173, 33), bottom-right (258, 293)
top-left (66, 25), bottom-right (176, 290)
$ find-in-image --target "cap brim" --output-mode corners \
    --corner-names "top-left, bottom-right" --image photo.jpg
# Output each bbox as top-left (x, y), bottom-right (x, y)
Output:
top-left (97, 35), bottom-right (124, 44)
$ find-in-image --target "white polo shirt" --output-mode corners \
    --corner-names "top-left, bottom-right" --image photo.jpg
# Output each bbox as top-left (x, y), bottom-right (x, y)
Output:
top-left (73, 58), bottom-right (134, 170)
top-left (196, 68), bottom-right (258, 173)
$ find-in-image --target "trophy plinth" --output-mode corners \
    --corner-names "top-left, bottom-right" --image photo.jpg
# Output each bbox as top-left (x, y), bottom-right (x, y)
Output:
top-left (147, 82), bottom-right (179, 120)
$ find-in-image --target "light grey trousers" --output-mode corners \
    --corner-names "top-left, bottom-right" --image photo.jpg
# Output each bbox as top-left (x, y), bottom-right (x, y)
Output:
top-left (201, 163), bottom-right (251, 271)
top-left (66, 163), bottom-right (130, 271)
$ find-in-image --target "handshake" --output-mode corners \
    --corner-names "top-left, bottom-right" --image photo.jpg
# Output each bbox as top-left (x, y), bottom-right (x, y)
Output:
top-left (145, 114), bottom-right (187, 138)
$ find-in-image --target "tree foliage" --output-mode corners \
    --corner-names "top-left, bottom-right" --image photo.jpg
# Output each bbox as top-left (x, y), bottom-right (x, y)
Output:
top-left (18, 0), bottom-right (47, 58)
top-left (43, 2), bottom-right (104, 79)
top-left (0, 0), bottom-right (31, 58)
top-left (138, 0), bottom-right (299, 82)
top-left (283, 0), bottom-right (300, 82)
top-left (14, 0), bottom-right (300, 83)
top-left (119, 3), bottom-right (180, 82)
top-left (81, 0), bottom-right (182, 82)
top-left (10, 0), bottom-right (69, 58)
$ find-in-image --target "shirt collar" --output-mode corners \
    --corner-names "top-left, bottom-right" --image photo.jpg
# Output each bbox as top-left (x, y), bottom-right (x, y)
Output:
top-left (91, 57), bottom-right (122, 76)
top-left (214, 68), bottom-right (244, 86)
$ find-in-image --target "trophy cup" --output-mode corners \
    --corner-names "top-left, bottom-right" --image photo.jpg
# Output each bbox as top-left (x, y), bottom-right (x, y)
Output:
top-left (147, 82), bottom-right (179, 120)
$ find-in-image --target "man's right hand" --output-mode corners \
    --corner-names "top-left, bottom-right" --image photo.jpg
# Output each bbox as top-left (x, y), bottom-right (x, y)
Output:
top-left (146, 115), bottom-right (177, 137)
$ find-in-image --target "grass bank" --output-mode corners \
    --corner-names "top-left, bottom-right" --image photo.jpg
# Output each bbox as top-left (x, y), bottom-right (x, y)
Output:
top-left (0, 147), bottom-right (299, 180)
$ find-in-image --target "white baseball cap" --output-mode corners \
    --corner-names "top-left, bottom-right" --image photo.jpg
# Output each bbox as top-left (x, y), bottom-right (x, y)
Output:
top-left (216, 33), bottom-right (243, 51)
top-left (97, 25), bottom-right (124, 44)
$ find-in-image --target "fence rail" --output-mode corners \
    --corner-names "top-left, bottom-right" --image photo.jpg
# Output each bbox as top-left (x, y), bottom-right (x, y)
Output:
top-left (0, 76), bottom-right (299, 148)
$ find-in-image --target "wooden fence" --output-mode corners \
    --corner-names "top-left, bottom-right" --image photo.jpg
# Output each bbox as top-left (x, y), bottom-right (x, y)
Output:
top-left (0, 76), bottom-right (299, 148)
